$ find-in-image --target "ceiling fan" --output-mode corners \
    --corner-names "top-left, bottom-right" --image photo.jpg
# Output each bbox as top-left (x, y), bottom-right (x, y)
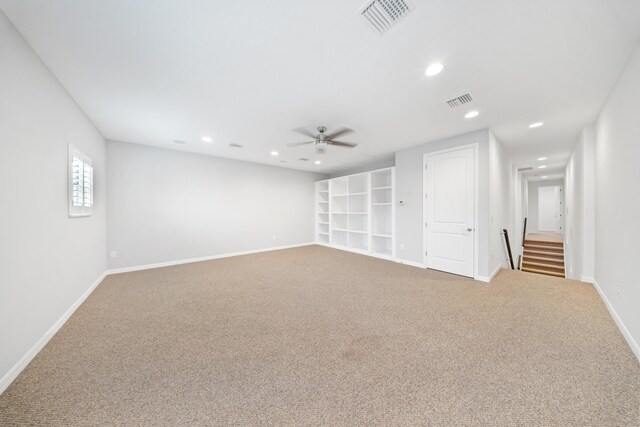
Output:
top-left (287, 126), bottom-right (357, 152)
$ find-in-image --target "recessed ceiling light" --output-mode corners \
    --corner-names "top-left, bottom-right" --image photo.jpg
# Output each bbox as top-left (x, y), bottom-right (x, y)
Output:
top-left (541, 176), bottom-right (548, 179)
top-left (173, 140), bottom-right (186, 144)
top-left (538, 165), bottom-right (547, 169)
top-left (314, 160), bottom-right (322, 165)
top-left (425, 63), bottom-right (444, 77)
top-left (270, 151), bottom-right (279, 156)
top-left (537, 157), bottom-right (547, 161)
top-left (201, 136), bottom-right (213, 143)
top-left (529, 122), bottom-right (544, 128)
top-left (465, 111), bottom-right (479, 119)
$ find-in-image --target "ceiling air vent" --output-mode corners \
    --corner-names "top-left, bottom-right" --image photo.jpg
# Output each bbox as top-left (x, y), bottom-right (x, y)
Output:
top-left (446, 93), bottom-right (473, 108)
top-left (228, 143), bottom-right (243, 148)
top-left (518, 167), bottom-right (533, 172)
top-left (298, 158), bottom-right (310, 162)
top-left (360, 0), bottom-right (415, 35)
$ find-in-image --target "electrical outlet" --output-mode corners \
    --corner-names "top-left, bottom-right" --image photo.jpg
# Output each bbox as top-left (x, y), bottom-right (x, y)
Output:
top-left (617, 283), bottom-right (621, 298)
top-left (400, 243), bottom-right (405, 250)
top-left (272, 235), bottom-right (277, 241)
top-left (110, 251), bottom-right (117, 258)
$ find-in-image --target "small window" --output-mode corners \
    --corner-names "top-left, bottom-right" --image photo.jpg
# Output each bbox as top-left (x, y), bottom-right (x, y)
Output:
top-left (68, 145), bottom-right (93, 217)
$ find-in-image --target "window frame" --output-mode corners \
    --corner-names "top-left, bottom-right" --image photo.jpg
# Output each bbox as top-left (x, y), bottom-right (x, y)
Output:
top-left (68, 144), bottom-right (93, 218)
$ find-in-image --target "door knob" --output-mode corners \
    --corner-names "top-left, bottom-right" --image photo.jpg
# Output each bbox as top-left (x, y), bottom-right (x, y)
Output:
top-left (466, 227), bottom-right (473, 232)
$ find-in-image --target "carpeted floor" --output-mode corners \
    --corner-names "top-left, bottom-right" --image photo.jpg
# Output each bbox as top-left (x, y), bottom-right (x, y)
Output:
top-left (1, 245), bottom-right (639, 426)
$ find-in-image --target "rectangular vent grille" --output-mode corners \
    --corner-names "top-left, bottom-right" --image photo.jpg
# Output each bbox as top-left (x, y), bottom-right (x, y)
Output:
top-left (228, 143), bottom-right (243, 148)
top-left (517, 167), bottom-right (533, 172)
top-left (446, 93), bottom-right (473, 108)
top-left (298, 158), bottom-right (310, 162)
top-left (360, 0), bottom-right (414, 35)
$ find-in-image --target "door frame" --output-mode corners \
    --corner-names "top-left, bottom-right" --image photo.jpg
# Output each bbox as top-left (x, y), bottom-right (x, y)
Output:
top-left (423, 143), bottom-right (479, 280)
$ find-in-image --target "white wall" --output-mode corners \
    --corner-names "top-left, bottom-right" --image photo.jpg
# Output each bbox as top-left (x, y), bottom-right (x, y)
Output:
top-left (564, 125), bottom-right (595, 280)
top-left (581, 127), bottom-right (595, 281)
top-left (329, 155), bottom-right (395, 178)
top-left (394, 129), bottom-right (491, 278)
top-left (526, 179), bottom-right (563, 233)
top-left (107, 141), bottom-right (325, 269)
top-left (0, 11), bottom-right (107, 388)
top-left (488, 131), bottom-right (515, 273)
top-left (593, 41), bottom-right (640, 355)
top-left (564, 137), bottom-right (584, 279)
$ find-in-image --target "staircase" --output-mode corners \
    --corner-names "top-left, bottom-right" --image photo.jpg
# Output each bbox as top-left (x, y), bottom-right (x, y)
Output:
top-left (522, 239), bottom-right (565, 277)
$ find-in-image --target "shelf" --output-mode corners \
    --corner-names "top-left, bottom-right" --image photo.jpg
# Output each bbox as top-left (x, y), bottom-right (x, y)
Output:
top-left (371, 169), bottom-right (392, 188)
top-left (348, 174), bottom-right (368, 194)
top-left (316, 169), bottom-right (393, 260)
top-left (372, 233), bottom-right (392, 238)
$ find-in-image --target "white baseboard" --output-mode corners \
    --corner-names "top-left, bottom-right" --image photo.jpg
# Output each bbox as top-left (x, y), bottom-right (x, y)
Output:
top-left (395, 259), bottom-right (425, 269)
top-left (581, 276), bottom-right (595, 284)
top-left (106, 242), bottom-right (314, 275)
top-left (0, 271), bottom-right (107, 395)
top-left (592, 280), bottom-right (640, 362)
top-left (476, 264), bottom-right (503, 283)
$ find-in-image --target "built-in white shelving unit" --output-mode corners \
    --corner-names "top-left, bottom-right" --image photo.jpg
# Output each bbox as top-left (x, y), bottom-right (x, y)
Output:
top-left (316, 167), bottom-right (395, 260)
top-left (370, 168), bottom-right (395, 258)
top-left (315, 180), bottom-right (330, 244)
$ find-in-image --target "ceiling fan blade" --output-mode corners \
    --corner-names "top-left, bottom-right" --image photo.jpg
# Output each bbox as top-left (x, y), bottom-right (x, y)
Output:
top-left (293, 127), bottom-right (317, 139)
top-left (325, 127), bottom-right (353, 140)
top-left (327, 140), bottom-right (357, 148)
top-left (286, 141), bottom-right (314, 147)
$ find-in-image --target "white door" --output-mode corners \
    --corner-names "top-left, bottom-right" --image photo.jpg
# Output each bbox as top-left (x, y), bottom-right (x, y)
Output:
top-left (424, 147), bottom-right (475, 277)
top-left (538, 186), bottom-right (559, 232)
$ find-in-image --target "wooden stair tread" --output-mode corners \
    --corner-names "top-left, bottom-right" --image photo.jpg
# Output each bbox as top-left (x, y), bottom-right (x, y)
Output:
top-left (524, 249), bottom-right (564, 256)
top-left (524, 251), bottom-right (564, 259)
top-left (525, 244), bottom-right (563, 251)
top-left (522, 260), bottom-right (565, 271)
top-left (523, 255), bottom-right (565, 265)
top-left (522, 267), bottom-right (565, 277)
top-left (524, 240), bottom-right (563, 247)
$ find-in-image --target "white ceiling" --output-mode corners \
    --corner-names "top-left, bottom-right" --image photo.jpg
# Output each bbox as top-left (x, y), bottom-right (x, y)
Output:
top-left (2, 0), bottom-right (639, 174)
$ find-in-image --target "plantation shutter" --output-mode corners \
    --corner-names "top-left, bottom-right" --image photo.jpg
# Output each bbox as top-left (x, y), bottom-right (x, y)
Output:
top-left (68, 145), bottom-right (94, 217)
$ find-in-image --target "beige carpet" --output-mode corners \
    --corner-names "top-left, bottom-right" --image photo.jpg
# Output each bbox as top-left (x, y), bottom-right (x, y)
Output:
top-left (1, 245), bottom-right (638, 426)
